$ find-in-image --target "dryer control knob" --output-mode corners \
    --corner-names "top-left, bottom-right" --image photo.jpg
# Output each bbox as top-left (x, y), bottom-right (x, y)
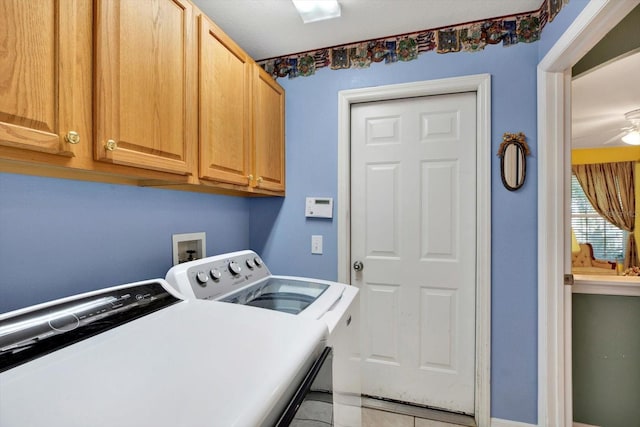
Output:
top-left (228, 261), bottom-right (242, 276)
top-left (210, 269), bottom-right (222, 281)
top-left (246, 259), bottom-right (255, 269)
top-left (254, 256), bottom-right (263, 267)
top-left (196, 271), bottom-right (209, 285)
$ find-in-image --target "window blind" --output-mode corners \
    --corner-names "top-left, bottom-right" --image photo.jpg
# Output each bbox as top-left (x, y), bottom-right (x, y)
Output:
top-left (571, 174), bottom-right (626, 261)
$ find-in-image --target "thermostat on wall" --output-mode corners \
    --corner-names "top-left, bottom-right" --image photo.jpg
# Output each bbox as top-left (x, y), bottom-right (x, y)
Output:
top-left (305, 197), bottom-right (333, 218)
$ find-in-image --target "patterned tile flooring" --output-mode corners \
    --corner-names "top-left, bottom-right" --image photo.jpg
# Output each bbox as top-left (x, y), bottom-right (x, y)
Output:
top-left (362, 408), bottom-right (466, 427)
top-left (288, 394), bottom-right (472, 427)
top-left (360, 396), bottom-right (475, 427)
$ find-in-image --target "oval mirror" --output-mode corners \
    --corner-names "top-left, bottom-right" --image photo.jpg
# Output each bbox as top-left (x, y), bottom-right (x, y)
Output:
top-left (498, 132), bottom-right (530, 191)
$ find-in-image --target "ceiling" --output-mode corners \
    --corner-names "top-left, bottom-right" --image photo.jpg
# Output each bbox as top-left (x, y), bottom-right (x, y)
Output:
top-left (192, 0), bottom-right (542, 60)
top-left (572, 51), bottom-right (640, 148)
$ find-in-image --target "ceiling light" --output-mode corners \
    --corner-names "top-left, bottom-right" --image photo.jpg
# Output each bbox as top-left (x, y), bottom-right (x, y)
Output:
top-left (292, 0), bottom-right (341, 24)
top-left (621, 109), bottom-right (640, 145)
top-left (622, 130), bottom-right (640, 145)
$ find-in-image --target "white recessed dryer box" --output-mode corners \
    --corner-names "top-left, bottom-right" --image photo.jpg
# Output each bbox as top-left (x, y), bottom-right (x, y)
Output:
top-left (305, 197), bottom-right (333, 218)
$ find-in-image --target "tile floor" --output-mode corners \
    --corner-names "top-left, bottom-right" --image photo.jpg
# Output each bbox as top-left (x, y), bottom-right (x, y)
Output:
top-left (288, 394), bottom-right (470, 427)
top-left (290, 399), bottom-right (333, 426)
top-left (362, 408), bottom-right (466, 427)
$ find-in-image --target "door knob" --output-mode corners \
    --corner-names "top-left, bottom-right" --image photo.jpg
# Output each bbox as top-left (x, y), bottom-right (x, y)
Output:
top-left (353, 261), bottom-right (363, 271)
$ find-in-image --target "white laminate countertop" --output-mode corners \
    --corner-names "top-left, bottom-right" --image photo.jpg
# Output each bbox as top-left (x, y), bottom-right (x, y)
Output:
top-left (573, 274), bottom-right (640, 296)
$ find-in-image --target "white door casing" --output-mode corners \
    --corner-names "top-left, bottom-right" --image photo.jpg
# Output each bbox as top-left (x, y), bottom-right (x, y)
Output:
top-left (337, 75), bottom-right (491, 427)
top-left (537, 1), bottom-right (639, 426)
top-left (350, 93), bottom-right (477, 413)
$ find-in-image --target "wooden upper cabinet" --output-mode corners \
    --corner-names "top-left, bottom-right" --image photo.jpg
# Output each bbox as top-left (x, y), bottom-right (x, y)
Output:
top-left (253, 65), bottom-right (285, 193)
top-left (94, 0), bottom-right (196, 175)
top-left (0, 0), bottom-right (90, 156)
top-left (198, 15), bottom-right (251, 186)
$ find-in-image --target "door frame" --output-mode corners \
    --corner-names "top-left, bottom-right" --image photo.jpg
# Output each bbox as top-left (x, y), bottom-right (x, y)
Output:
top-left (537, 1), bottom-right (639, 426)
top-left (336, 74), bottom-right (492, 427)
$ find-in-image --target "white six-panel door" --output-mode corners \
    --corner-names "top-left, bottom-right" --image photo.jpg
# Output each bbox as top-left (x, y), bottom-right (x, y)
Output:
top-left (350, 92), bottom-right (477, 414)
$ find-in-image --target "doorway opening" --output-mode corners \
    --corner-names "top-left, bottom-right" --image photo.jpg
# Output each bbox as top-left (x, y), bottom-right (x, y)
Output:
top-left (537, 1), bottom-right (639, 425)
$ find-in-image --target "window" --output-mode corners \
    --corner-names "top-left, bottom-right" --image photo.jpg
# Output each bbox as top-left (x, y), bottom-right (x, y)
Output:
top-left (571, 174), bottom-right (626, 261)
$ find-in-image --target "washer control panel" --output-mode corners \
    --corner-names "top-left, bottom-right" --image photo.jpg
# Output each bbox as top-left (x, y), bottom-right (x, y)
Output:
top-left (0, 281), bottom-right (181, 373)
top-left (178, 251), bottom-right (271, 300)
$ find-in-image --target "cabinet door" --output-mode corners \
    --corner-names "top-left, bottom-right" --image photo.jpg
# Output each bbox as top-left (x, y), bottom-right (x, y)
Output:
top-left (95, 0), bottom-right (196, 175)
top-left (253, 66), bottom-right (285, 193)
top-left (0, 0), bottom-right (88, 156)
top-left (198, 16), bottom-right (251, 186)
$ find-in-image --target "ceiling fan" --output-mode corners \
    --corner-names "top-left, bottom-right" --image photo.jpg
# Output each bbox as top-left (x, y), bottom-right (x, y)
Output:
top-left (604, 109), bottom-right (640, 145)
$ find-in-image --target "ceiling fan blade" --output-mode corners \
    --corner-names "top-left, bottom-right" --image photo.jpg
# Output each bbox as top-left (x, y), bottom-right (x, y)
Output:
top-left (603, 130), bottom-right (627, 145)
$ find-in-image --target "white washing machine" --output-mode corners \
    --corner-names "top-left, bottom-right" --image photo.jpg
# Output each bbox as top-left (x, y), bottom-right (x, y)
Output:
top-left (0, 279), bottom-right (328, 427)
top-left (165, 250), bottom-right (361, 427)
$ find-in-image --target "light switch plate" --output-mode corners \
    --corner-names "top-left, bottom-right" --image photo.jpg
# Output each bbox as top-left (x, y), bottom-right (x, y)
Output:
top-left (311, 235), bottom-right (323, 254)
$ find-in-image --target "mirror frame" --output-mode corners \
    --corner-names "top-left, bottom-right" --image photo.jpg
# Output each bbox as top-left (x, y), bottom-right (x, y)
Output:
top-left (497, 132), bottom-right (531, 191)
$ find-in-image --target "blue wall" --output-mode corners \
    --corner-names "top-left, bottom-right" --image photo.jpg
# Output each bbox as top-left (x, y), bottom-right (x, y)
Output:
top-left (250, 42), bottom-right (540, 423)
top-left (250, 2), bottom-right (590, 423)
top-left (538, 0), bottom-right (590, 61)
top-left (0, 173), bottom-right (250, 313)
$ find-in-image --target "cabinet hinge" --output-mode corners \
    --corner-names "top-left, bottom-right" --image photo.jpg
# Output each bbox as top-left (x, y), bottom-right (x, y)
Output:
top-left (564, 274), bottom-right (574, 286)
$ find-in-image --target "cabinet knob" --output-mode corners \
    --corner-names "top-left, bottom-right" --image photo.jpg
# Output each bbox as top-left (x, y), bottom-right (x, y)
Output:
top-left (248, 174), bottom-right (254, 183)
top-left (105, 139), bottom-right (117, 151)
top-left (65, 131), bottom-right (80, 144)
top-left (256, 176), bottom-right (263, 184)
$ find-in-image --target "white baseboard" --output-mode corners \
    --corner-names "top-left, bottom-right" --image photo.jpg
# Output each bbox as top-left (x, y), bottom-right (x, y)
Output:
top-left (491, 418), bottom-right (537, 427)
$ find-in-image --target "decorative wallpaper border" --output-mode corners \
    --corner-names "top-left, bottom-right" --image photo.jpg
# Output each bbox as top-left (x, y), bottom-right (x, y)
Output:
top-left (259, 0), bottom-right (569, 79)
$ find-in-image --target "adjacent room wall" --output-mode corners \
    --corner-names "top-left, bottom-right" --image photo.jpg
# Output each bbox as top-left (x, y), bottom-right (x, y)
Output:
top-left (0, 173), bottom-right (250, 313)
top-left (572, 146), bottom-right (640, 164)
top-left (572, 293), bottom-right (640, 427)
top-left (572, 3), bottom-right (640, 76)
